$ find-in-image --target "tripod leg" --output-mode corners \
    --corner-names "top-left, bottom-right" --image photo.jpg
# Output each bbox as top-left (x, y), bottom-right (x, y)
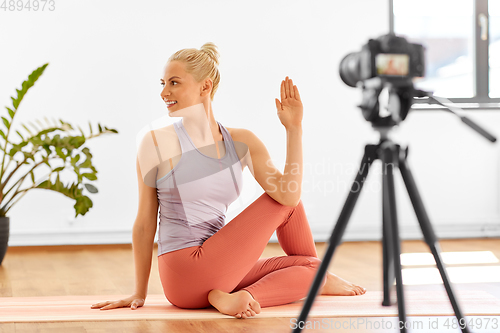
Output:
top-left (381, 144), bottom-right (407, 333)
top-left (292, 145), bottom-right (377, 333)
top-left (382, 160), bottom-right (395, 306)
top-left (398, 151), bottom-right (470, 333)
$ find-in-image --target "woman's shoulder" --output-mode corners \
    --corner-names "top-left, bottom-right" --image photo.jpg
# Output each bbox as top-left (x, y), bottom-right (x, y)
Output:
top-left (224, 126), bottom-right (254, 159)
top-left (138, 124), bottom-right (181, 168)
top-left (225, 126), bottom-right (254, 144)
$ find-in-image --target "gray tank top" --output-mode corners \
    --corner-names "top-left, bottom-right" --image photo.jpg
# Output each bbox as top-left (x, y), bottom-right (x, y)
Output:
top-left (156, 119), bottom-right (243, 256)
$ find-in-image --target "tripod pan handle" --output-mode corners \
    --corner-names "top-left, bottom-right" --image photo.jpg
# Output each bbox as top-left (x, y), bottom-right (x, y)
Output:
top-left (460, 116), bottom-right (497, 143)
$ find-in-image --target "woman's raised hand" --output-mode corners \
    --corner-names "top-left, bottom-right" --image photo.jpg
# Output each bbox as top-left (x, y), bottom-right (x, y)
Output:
top-left (275, 76), bottom-right (303, 130)
top-left (91, 294), bottom-right (145, 311)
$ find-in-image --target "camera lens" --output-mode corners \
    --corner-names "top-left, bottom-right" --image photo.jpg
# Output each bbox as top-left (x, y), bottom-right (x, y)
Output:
top-left (339, 52), bottom-right (361, 87)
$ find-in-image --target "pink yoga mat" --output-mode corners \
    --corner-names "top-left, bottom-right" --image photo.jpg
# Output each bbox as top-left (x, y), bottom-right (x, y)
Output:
top-left (0, 291), bottom-right (499, 322)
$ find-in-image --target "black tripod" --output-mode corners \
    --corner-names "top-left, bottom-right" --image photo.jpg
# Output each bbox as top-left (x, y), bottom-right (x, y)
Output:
top-left (292, 127), bottom-right (471, 333)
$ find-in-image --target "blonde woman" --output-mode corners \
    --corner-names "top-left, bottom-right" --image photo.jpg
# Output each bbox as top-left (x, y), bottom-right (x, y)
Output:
top-left (91, 42), bottom-right (365, 319)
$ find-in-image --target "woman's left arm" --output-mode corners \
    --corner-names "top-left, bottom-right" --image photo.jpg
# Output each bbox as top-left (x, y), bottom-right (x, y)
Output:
top-left (275, 76), bottom-right (304, 206)
top-left (238, 76), bottom-right (303, 207)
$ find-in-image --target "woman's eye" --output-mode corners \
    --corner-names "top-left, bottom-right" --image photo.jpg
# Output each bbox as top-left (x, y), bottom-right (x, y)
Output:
top-left (160, 81), bottom-right (177, 87)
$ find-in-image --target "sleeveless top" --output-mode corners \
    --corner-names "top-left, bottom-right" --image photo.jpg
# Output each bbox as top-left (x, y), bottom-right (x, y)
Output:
top-left (156, 119), bottom-right (243, 256)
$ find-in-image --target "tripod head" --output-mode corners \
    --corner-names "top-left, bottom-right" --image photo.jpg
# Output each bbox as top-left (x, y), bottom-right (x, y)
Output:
top-left (339, 33), bottom-right (497, 143)
top-left (362, 80), bottom-right (497, 144)
top-left (357, 76), bottom-right (414, 128)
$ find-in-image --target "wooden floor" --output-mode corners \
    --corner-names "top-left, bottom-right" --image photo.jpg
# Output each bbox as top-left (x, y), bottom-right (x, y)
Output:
top-left (0, 238), bottom-right (499, 332)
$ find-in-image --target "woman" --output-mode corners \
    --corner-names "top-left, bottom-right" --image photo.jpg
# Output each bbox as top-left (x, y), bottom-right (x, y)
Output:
top-left (91, 42), bottom-right (365, 319)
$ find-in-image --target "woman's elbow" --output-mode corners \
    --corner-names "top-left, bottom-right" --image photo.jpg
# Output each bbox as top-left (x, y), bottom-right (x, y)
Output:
top-left (280, 194), bottom-right (301, 207)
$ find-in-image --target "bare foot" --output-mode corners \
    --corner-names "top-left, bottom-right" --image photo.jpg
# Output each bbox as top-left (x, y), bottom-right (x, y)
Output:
top-left (208, 289), bottom-right (261, 319)
top-left (319, 271), bottom-right (366, 296)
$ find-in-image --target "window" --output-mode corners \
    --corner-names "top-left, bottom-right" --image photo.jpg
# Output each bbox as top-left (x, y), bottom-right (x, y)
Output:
top-left (391, 0), bottom-right (500, 108)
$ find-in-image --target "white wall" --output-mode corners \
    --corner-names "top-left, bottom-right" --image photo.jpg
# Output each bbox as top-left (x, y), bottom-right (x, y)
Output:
top-left (0, 0), bottom-right (498, 246)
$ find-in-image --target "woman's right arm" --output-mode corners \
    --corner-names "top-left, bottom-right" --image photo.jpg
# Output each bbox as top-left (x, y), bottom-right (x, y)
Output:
top-left (133, 148), bottom-right (160, 298)
top-left (91, 156), bottom-right (159, 310)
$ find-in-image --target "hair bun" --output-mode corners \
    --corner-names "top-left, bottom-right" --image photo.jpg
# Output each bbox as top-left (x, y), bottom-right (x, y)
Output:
top-left (200, 42), bottom-right (220, 66)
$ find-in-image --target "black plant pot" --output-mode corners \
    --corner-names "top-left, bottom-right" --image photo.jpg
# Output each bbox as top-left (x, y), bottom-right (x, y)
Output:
top-left (0, 217), bottom-right (9, 266)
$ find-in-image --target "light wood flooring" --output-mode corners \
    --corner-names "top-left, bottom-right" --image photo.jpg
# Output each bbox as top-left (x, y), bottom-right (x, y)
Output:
top-left (0, 238), bottom-right (499, 332)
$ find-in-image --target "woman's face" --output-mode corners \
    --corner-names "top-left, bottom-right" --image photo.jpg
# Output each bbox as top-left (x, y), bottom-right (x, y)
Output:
top-left (160, 61), bottom-right (211, 113)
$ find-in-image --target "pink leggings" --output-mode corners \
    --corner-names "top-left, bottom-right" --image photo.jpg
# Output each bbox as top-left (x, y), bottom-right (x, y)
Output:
top-left (158, 192), bottom-right (327, 309)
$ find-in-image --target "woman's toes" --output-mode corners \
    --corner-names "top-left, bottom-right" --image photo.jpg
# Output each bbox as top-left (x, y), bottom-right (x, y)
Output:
top-left (249, 308), bottom-right (256, 317)
top-left (250, 300), bottom-right (261, 314)
top-left (235, 313), bottom-right (242, 319)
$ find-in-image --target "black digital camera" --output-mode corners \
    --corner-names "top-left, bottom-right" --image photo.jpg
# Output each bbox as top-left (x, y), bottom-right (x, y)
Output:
top-left (339, 33), bottom-right (425, 88)
top-left (339, 34), bottom-right (426, 126)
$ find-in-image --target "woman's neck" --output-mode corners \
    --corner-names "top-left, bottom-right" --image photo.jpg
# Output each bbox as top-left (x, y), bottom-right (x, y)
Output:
top-left (180, 103), bottom-right (221, 143)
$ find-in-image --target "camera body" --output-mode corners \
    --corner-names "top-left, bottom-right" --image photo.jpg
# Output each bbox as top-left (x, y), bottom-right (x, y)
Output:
top-left (340, 34), bottom-right (425, 88)
top-left (339, 33), bottom-right (426, 126)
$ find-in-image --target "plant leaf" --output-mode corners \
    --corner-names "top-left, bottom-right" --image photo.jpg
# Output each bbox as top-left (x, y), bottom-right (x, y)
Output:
top-left (10, 63), bottom-right (48, 110)
top-left (84, 183), bottom-right (98, 193)
top-left (77, 125), bottom-right (85, 137)
top-left (6, 107), bottom-right (14, 119)
top-left (28, 120), bottom-right (39, 132)
top-left (21, 123), bottom-right (32, 135)
top-left (2, 116), bottom-right (10, 130)
top-left (35, 178), bottom-right (94, 217)
top-left (82, 173), bottom-right (97, 181)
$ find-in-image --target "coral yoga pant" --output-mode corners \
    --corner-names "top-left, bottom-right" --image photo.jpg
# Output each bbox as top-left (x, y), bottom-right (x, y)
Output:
top-left (158, 192), bottom-right (327, 309)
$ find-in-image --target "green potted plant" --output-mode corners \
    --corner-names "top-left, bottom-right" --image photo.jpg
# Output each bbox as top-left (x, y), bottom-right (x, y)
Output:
top-left (0, 63), bottom-right (118, 265)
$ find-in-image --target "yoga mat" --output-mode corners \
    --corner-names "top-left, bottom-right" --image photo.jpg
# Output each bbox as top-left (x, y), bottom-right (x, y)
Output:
top-left (0, 291), bottom-right (499, 323)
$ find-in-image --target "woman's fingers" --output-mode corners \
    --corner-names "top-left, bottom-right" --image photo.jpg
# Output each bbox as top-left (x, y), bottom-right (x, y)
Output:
top-left (131, 298), bottom-right (144, 309)
top-left (284, 76), bottom-right (290, 99)
top-left (91, 296), bottom-right (144, 310)
top-left (288, 77), bottom-right (295, 99)
top-left (100, 300), bottom-right (126, 310)
top-left (294, 85), bottom-right (301, 101)
top-left (279, 76), bottom-right (299, 101)
top-left (280, 79), bottom-right (286, 102)
top-left (91, 301), bottom-right (110, 309)
top-left (99, 302), bottom-right (119, 310)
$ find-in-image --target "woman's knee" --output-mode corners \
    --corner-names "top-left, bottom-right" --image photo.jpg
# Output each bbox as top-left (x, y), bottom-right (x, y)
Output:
top-left (306, 257), bottom-right (327, 288)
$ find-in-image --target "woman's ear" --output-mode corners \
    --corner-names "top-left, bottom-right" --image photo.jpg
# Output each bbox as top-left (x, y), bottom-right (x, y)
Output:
top-left (200, 78), bottom-right (213, 97)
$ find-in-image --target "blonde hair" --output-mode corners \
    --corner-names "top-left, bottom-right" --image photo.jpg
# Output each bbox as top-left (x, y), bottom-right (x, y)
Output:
top-left (167, 42), bottom-right (221, 101)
